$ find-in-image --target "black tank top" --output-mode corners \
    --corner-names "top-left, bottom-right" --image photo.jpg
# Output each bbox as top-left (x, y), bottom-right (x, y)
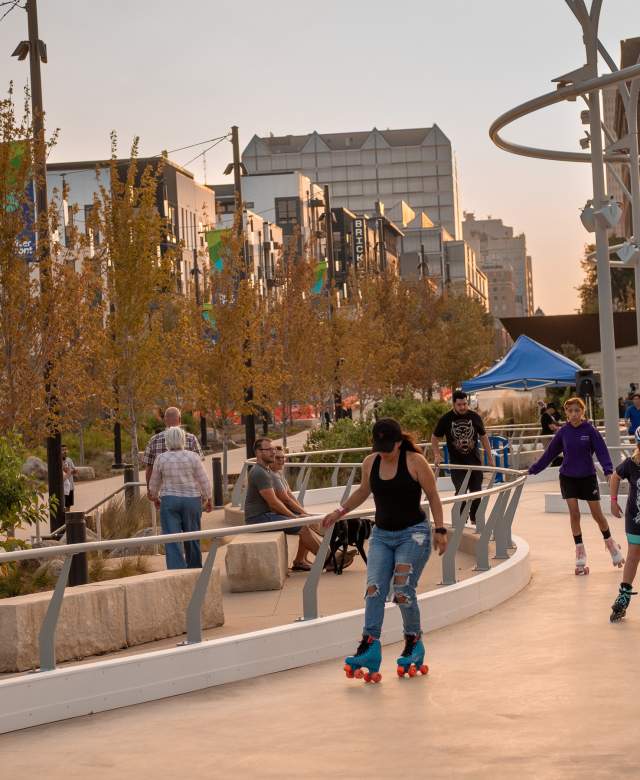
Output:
top-left (370, 444), bottom-right (426, 531)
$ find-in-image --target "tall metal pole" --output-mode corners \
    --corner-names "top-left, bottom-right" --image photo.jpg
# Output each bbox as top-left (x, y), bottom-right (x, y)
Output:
top-left (231, 126), bottom-right (256, 457)
top-left (582, 4), bottom-right (620, 447)
top-left (625, 76), bottom-right (640, 365)
top-left (26, 0), bottom-right (65, 529)
top-left (323, 185), bottom-right (342, 419)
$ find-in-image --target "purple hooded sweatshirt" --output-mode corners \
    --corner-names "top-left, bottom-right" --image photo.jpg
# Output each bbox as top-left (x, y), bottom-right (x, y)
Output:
top-left (528, 421), bottom-right (613, 478)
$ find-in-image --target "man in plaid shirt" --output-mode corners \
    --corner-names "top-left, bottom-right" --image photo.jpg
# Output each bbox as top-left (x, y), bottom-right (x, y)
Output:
top-left (143, 407), bottom-right (203, 500)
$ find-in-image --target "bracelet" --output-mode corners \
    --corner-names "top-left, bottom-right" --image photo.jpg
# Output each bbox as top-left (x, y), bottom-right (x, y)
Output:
top-left (434, 527), bottom-right (447, 535)
top-left (611, 497), bottom-right (618, 503)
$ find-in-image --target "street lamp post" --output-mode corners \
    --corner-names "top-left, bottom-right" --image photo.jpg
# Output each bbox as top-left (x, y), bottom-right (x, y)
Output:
top-left (489, 0), bottom-right (640, 447)
top-left (579, 1), bottom-right (620, 447)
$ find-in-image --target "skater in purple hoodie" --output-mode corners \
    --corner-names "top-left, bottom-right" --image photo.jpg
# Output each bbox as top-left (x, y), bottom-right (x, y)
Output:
top-left (529, 396), bottom-right (624, 575)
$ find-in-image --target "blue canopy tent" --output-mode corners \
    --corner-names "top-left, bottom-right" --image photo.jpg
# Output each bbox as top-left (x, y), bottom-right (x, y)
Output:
top-left (462, 335), bottom-right (581, 392)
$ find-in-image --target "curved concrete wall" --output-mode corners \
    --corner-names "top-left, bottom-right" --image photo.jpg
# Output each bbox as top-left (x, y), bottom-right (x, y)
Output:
top-left (0, 534), bottom-right (530, 734)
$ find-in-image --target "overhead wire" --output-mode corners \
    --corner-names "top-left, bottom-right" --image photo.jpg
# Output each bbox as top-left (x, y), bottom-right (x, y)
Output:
top-left (0, 0), bottom-right (23, 23)
top-left (182, 134), bottom-right (230, 168)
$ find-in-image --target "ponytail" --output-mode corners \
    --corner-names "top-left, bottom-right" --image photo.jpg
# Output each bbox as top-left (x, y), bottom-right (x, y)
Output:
top-left (400, 432), bottom-right (421, 453)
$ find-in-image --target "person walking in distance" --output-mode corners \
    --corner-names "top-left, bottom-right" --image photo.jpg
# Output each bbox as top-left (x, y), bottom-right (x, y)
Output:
top-left (609, 426), bottom-right (640, 621)
top-left (431, 391), bottom-right (494, 524)
top-left (142, 407), bottom-right (203, 501)
top-left (624, 393), bottom-right (640, 441)
top-left (322, 419), bottom-right (447, 683)
top-left (148, 426), bottom-right (212, 569)
top-left (529, 397), bottom-right (623, 575)
top-left (61, 444), bottom-right (77, 511)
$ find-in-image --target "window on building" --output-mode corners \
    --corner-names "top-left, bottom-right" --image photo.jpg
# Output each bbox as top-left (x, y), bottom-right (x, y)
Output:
top-left (275, 197), bottom-right (300, 232)
top-left (84, 205), bottom-right (100, 245)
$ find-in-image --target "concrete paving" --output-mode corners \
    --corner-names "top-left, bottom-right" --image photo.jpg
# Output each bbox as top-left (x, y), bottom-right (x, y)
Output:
top-left (2, 480), bottom-right (638, 778)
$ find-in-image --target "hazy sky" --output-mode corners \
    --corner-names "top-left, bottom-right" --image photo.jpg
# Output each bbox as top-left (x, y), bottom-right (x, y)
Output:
top-left (2, 0), bottom-right (638, 314)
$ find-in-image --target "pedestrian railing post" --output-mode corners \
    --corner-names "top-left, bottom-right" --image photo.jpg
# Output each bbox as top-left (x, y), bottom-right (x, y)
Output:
top-left (502, 481), bottom-right (524, 549)
top-left (441, 468), bottom-right (472, 586)
top-left (212, 457), bottom-right (224, 507)
top-left (300, 531), bottom-right (333, 621)
top-left (230, 462), bottom-right (249, 508)
top-left (473, 472), bottom-right (496, 535)
top-left (296, 466), bottom-right (313, 507)
top-left (124, 466), bottom-right (135, 512)
top-left (493, 486), bottom-right (512, 560)
top-left (38, 555), bottom-right (73, 672)
top-left (184, 541), bottom-right (219, 645)
top-left (295, 455), bottom-right (310, 491)
top-left (474, 489), bottom-right (510, 571)
top-left (330, 452), bottom-right (344, 487)
top-left (340, 466), bottom-right (358, 505)
top-left (66, 512), bottom-right (88, 586)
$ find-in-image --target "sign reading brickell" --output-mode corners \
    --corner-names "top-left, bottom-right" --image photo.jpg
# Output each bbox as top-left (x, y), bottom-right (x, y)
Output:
top-left (352, 218), bottom-right (366, 269)
top-left (3, 141), bottom-right (36, 262)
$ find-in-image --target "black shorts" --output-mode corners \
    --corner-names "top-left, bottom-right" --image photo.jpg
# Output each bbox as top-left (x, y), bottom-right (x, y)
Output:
top-left (559, 474), bottom-right (600, 502)
top-left (65, 490), bottom-right (74, 509)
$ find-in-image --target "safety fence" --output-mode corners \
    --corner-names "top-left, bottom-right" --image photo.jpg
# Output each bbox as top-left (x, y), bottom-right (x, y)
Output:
top-left (0, 463), bottom-right (526, 674)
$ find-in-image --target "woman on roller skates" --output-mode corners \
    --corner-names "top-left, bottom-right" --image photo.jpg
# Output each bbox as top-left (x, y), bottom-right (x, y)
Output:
top-left (322, 418), bottom-right (447, 683)
top-left (609, 426), bottom-right (640, 622)
top-left (529, 396), bottom-right (622, 576)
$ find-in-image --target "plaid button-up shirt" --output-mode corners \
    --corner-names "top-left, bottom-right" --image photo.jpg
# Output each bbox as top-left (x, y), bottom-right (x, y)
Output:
top-left (141, 429), bottom-right (203, 468)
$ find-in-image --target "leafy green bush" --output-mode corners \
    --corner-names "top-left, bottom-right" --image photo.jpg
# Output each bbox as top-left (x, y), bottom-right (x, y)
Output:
top-left (181, 411), bottom-right (199, 436)
top-left (0, 432), bottom-right (53, 536)
top-left (305, 418), bottom-right (373, 460)
top-left (376, 396), bottom-right (449, 441)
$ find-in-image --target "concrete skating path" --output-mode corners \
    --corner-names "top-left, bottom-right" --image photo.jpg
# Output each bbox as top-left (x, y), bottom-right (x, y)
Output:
top-left (2, 481), bottom-right (638, 778)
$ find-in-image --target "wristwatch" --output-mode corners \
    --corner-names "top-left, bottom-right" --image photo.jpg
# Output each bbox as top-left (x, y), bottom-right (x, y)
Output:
top-left (434, 527), bottom-right (447, 535)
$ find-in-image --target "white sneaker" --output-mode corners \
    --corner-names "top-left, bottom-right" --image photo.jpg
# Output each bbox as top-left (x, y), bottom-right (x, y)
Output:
top-left (605, 537), bottom-right (625, 568)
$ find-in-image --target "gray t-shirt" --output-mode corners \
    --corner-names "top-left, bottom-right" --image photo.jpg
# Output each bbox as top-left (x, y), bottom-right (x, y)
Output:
top-left (244, 464), bottom-right (277, 520)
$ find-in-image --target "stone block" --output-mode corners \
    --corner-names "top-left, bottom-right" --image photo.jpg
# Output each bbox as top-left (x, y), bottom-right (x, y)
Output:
top-left (21, 456), bottom-right (47, 481)
top-left (123, 567), bottom-right (224, 646)
top-left (225, 532), bottom-right (288, 592)
top-left (74, 466), bottom-right (95, 481)
top-left (0, 581), bottom-right (126, 673)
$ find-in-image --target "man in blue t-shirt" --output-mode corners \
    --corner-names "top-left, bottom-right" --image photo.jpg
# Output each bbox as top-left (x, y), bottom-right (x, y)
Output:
top-left (625, 393), bottom-right (640, 437)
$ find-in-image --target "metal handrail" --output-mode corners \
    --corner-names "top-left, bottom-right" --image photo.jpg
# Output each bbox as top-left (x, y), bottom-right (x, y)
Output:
top-left (1, 463), bottom-right (526, 673)
top-left (32, 480), bottom-right (157, 548)
top-left (231, 440), bottom-right (511, 507)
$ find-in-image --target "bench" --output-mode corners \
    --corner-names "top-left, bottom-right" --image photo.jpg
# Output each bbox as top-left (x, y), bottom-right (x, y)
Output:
top-left (224, 531), bottom-right (288, 592)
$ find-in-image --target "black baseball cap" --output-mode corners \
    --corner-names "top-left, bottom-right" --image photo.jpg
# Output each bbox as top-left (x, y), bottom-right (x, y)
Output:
top-left (372, 418), bottom-right (402, 453)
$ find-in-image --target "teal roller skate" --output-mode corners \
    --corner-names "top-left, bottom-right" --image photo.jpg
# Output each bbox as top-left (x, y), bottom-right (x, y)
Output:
top-left (610, 583), bottom-right (637, 623)
top-left (344, 635), bottom-right (382, 683)
top-left (396, 633), bottom-right (428, 678)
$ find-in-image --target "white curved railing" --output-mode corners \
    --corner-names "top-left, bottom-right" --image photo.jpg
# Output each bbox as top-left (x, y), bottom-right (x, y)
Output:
top-left (0, 462), bottom-right (526, 674)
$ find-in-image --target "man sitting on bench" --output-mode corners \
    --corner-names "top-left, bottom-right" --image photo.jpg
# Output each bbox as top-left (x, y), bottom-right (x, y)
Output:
top-left (244, 438), bottom-right (321, 572)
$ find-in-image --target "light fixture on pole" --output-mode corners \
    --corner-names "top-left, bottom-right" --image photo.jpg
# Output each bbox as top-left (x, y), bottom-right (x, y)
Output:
top-left (579, 132), bottom-right (591, 149)
top-left (580, 200), bottom-right (596, 232)
top-left (617, 240), bottom-right (640, 266)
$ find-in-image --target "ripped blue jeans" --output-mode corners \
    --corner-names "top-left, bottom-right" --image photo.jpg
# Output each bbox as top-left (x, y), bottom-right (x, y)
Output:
top-left (363, 522), bottom-right (432, 639)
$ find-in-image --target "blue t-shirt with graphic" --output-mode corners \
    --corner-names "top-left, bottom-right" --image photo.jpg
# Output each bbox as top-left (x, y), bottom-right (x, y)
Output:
top-left (615, 457), bottom-right (640, 536)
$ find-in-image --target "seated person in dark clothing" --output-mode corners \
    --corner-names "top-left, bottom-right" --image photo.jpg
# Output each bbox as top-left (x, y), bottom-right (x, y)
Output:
top-left (244, 438), bottom-right (320, 570)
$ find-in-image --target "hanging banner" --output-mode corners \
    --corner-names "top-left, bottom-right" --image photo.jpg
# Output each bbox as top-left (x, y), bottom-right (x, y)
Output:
top-left (3, 141), bottom-right (36, 261)
top-left (311, 259), bottom-right (328, 295)
top-left (205, 228), bottom-right (231, 271)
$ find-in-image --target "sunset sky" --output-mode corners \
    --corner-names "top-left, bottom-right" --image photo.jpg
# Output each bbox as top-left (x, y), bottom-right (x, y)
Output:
top-left (2, 0), bottom-right (637, 314)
